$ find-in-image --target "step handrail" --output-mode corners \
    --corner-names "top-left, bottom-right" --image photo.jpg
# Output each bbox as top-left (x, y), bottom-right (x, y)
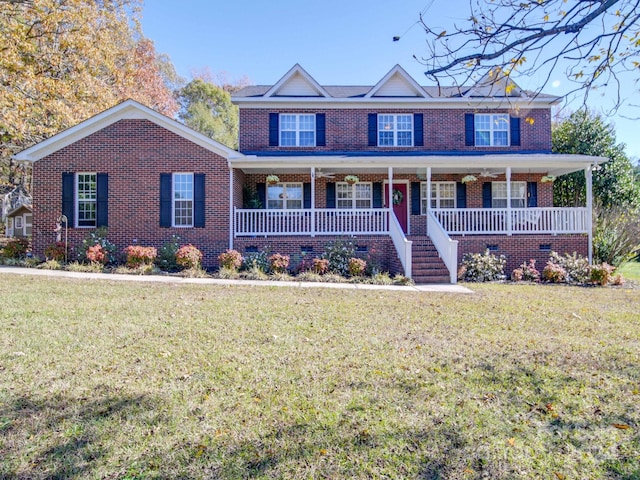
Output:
top-left (427, 210), bottom-right (458, 284)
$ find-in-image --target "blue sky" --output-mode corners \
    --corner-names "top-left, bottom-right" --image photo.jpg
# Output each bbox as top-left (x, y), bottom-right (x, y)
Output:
top-left (141, 0), bottom-right (640, 158)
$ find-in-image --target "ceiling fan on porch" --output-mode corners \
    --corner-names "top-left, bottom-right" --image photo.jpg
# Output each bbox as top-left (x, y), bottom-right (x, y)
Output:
top-left (315, 169), bottom-right (335, 179)
top-left (478, 168), bottom-right (502, 178)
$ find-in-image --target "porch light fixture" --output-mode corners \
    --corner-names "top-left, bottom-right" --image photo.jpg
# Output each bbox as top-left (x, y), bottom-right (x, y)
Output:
top-left (461, 174), bottom-right (478, 184)
top-left (266, 174), bottom-right (280, 185)
top-left (541, 175), bottom-right (556, 183)
top-left (344, 174), bottom-right (359, 185)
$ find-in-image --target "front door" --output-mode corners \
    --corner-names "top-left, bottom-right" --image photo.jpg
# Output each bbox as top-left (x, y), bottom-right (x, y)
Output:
top-left (385, 183), bottom-right (408, 234)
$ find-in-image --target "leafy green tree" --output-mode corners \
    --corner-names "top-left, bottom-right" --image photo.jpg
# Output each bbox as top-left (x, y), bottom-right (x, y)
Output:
top-left (552, 110), bottom-right (640, 209)
top-left (177, 79), bottom-right (238, 149)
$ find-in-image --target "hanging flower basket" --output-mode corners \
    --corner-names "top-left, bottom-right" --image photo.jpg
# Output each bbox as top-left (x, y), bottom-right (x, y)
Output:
top-left (541, 175), bottom-right (556, 183)
top-left (461, 175), bottom-right (478, 184)
top-left (266, 174), bottom-right (280, 185)
top-left (344, 175), bottom-right (359, 185)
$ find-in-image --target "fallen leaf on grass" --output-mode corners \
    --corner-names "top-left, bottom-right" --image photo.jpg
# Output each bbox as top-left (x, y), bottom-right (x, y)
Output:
top-left (507, 437), bottom-right (515, 446)
top-left (554, 473), bottom-right (565, 480)
top-left (613, 423), bottom-right (631, 430)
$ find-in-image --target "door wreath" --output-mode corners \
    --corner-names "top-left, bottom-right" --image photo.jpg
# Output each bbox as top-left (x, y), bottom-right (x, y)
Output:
top-left (392, 189), bottom-right (404, 205)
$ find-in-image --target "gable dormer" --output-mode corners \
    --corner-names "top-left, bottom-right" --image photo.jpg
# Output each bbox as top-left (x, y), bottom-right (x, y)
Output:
top-left (464, 69), bottom-right (525, 98)
top-left (263, 64), bottom-right (330, 97)
top-left (365, 65), bottom-right (429, 98)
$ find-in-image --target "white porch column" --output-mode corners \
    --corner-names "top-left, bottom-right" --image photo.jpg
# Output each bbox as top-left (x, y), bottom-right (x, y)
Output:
top-left (311, 167), bottom-right (316, 237)
top-left (586, 165), bottom-right (593, 263)
top-left (229, 167), bottom-right (234, 250)
top-left (388, 167), bottom-right (394, 210)
top-left (426, 167), bottom-right (432, 233)
top-left (506, 167), bottom-right (512, 235)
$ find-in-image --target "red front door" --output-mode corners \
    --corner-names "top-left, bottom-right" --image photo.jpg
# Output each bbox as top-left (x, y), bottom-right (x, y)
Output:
top-left (385, 183), bottom-right (408, 234)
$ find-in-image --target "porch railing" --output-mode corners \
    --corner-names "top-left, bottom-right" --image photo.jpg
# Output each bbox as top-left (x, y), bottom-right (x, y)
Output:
top-left (389, 212), bottom-right (412, 279)
top-left (234, 208), bottom-right (389, 236)
top-left (427, 211), bottom-right (458, 283)
top-left (432, 207), bottom-right (588, 235)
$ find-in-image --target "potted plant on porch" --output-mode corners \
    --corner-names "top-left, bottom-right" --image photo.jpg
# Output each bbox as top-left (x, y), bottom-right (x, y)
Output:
top-left (344, 174), bottom-right (359, 185)
top-left (266, 174), bottom-right (280, 185)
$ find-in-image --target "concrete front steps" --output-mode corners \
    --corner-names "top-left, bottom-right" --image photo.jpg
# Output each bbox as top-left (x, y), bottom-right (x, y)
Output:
top-left (408, 236), bottom-right (451, 284)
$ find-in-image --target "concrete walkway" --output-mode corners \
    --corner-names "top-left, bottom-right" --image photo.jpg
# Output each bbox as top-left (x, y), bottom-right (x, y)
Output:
top-left (0, 266), bottom-right (473, 294)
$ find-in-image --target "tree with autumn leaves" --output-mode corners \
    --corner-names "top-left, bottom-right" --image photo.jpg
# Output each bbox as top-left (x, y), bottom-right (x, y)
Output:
top-left (0, 0), bottom-right (179, 184)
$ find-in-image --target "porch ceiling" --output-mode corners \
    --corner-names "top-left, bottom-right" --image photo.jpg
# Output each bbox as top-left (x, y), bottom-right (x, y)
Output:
top-left (231, 153), bottom-right (607, 177)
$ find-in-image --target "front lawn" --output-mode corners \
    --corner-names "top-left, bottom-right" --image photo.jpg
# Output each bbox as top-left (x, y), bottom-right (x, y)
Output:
top-left (0, 274), bottom-right (638, 479)
top-left (618, 260), bottom-right (640, 282)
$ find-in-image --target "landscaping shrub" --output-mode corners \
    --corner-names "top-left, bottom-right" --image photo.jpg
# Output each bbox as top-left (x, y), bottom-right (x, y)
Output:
top-left (296, 271), bottom-right (324, 283)
top-left (242, 250), bottom-right (269, 272)
top-left (323, 239), bottom-right (355, 276)
top-left (77, 227), bottom-right (116, 264)
top-left (44, 242), bottom-right (67, 261)
top-left (459, 250), bottom-right (506, 282)
top-left (348, 257), bottom-right (367, 276)
top-left (269, 253), bottom-right (290, 274)
top-left (38, 259), bottom-right (63, 270)
top-left (156, 235), bottom-right (181, 271)
top-left (511, 259), bottom-right (540, 282)
top-left (312, 257), bottom-right (329, 275)
top-left (239, 266), bottom-right (269, 281)
top-left (216, 267), bottom-right (240, 280)
top-left (542, 261), bottom-right (567, 283)
top-left (175, 244), bottom-right (203, 269)
top-left (370, 272), bottom-right (393, 285)
top-left (590, 262), bottom-right (615, 286)
top-left (66, 261), bottom-right (104, 273)
top-left (548, 251), bottom-right (590, 284)
top-left (2, 238), bottom-right (29, 258)
top-left (392, 274), bottom-right (414, 286)
top-left (593, 203), bottom-right (640, 266)
top-left (124, 246), bottom-right (157, 268)
top-left (86, 244), bottom-right (107, 264)
top-left (218, 249), bottom-right (243, 270)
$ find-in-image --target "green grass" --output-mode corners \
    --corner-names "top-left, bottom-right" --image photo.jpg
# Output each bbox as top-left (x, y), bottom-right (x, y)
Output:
top-left (0, 274), bottom-right (638, 479)
top-left (619, 260), bottom-right (640, 282)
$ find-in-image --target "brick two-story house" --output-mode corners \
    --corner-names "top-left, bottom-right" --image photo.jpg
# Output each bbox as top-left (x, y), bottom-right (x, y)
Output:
top-left (15, 64), bottom-right (605, 283)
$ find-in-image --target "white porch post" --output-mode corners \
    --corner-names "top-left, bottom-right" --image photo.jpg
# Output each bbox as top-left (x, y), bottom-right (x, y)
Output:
top-left (426, 167), bottom-right (432, 233)
top-left (311, 167), bottom-right (316, 237)
top-left (229, 167), bottom-right (234, 250)
top-left (388, 167), bottom-right (393, 210)
top-left (586, 165), bottom-right (593, 263)
top-left (506, 167), bottom-right (512, 235)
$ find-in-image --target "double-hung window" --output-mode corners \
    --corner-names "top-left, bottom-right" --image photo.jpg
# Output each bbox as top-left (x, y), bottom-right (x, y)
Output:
top-left (173, 173), bottom-right (194, 227)
top-left (280, 114), bottom-right (315, 146)
top-left (337, 182), bottom-right (372, 209)
top-left (475, 114), bottom-right (509, 146)
top-left (420, 182), bottom-right (456, 213)
top-left (378, 114), bottom-right (413, 146)
top-left (492, 181), bottom-right (526, 208)
top-left (267, 183), bottom-right (303, 209)
top-left (76, 173), bottom-right (97, 227)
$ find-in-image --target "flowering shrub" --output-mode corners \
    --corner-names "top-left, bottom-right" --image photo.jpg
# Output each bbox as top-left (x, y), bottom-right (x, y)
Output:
top-left (348, 257), bottom-right (367, 276)
top-left (323, 239), bottom-right (356, 276)
top-left (548, 251), bottom-right (590, 284)
top-left (156, 235), bottom-right (181, 271)
top-left (242, 250), bottom-right (269, 272)
top-left (542, 261), bottom-right (567, 283)
top-left (218, 249), bottom-right (243, 270)
top-left (86, 244), bottom-right (107, 264)
top-left (175, 244), bottom-right (203, 269)
top-left (124, 245), bottom-right (158, 268)
top-left (590, 262), bottom-right (615, 286)
top-left (2, 238), bottom-right (29, 258)
top-left (78, 227), bottom-right (116, 264)
top-left (459, 250), bottom-right (506, 282)
top-left (511, 259), bottom-right (540, 282)
top-left (44, 242), bottom-right (66, 261)
top-left (312, 257), bottom-right (329, 275)
top-left (269, 253), bottom-right (290, 273)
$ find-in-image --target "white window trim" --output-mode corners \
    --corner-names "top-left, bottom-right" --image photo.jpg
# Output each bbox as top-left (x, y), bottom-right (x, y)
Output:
top-left (475, 113), bottom-right (510, 147)
top-left (336, 182), bottom-right (373, 209)
top-left (421, 181), bottom-right (456, 214)
top-left (378, 114), bottom-right (413, 147)
top-left (266, 182), bottom-right (304, 210)
top-left (172, 172), bottom-right (194, 228)
top-left (279, 114), bottom-right (316, 147)
top-left (76, 172), bottom-right (97, 228)
top-left (492, 181), bottom-right (526, 208)
top-left (14, 216), bottom-right (23, 229)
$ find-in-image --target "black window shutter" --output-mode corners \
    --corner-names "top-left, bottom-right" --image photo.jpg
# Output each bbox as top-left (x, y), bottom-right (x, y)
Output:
top-left (316, 114), bottom-right (326, 147)
top-left (372, 182), bottom-right (383, 208)
top-left (368, 113), bottom-right (377, 146)
top-left (96, 173), bottom-right (108, 227)
top-left (62, 172), bottom-right (75, 228)
top-left (326, 182), bottom-right (336, 208)
top-left (269, 113), bottom-right (279, 146)
top-left (303, 182), bottom-right (311, 208)
top-left (256, 183), bottom-right (266, 209)
top-left (194, 173), bottom-right (205, 227)
top-left (510, 117), bottom-right (521, 146)
top-left (482, 182), bottom-right (492, 208)
top-left (527, 181), bottom-right (538, 207)
top-left (413, 113), bottom-right (424, 147)
top-left (160, 173), bottom-right (172, 227)
top-left (465, 113), bottom-right (475, 146)
top-left (411, 182), bottom-right (421, 215)
top-left (456, 182), bottom-right (467, 209)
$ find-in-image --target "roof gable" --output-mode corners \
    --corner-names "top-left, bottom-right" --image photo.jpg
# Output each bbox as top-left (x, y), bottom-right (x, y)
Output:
top-left (366, 65), bottom-right (428, 98)
top-left (13, 100), bottom-right (243, 162)
top-left (263, 64), bottom-right (330, 97)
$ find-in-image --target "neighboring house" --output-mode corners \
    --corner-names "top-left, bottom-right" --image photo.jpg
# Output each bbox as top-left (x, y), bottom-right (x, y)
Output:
top-left (5, 204), bottom-right (32, 238)
top-left (14, 64), bottom-right (606, 283)
top-left (1, 184), bottom-right (31, 222)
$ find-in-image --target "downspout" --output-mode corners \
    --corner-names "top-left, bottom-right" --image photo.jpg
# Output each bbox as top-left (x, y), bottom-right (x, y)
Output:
top-left (229, 164), bottom-right (234, 250)
top-left (506, 166), bottom-right (512, 235)
top-left (586, 165), bottom-right (593, 264)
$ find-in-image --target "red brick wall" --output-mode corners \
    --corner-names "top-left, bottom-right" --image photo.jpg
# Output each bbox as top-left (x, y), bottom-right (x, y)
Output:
top-left (32, 119), bottom-right (231, 267)
top-left (239, 108), bottom-right (551, 152)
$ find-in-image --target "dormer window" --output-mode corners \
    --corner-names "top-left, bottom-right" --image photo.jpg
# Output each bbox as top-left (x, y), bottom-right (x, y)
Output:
top-left (280, 114), bottom-right (315, 146)
top-left (377, 114), bottom-right (413, 146)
